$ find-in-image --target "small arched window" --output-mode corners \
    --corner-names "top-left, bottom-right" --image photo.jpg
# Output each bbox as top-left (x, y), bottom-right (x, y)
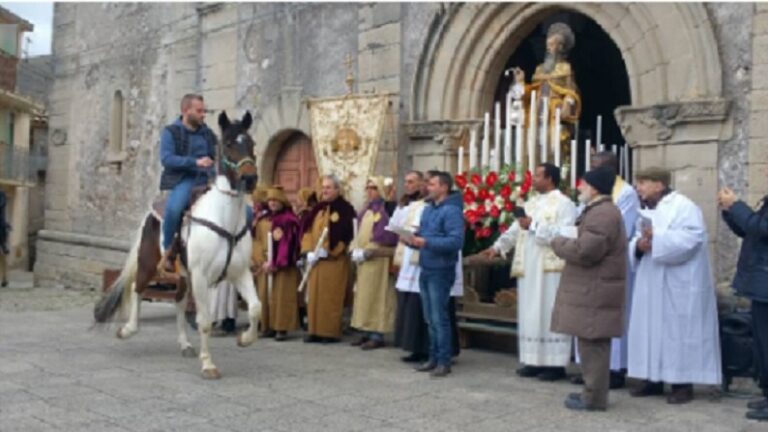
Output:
top-left (108, 90), bottom-right (126, 162)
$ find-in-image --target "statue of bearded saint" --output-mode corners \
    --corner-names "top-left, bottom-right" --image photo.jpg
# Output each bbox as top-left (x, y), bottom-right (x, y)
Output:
top-left (511, 22), bottom-right (582, 162)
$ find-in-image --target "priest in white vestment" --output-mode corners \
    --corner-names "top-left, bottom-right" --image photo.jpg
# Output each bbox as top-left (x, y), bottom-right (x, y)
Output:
top-left (483, 163), bottom-right (577, 381)
top-left (627, 167), bottom-right (721, 405)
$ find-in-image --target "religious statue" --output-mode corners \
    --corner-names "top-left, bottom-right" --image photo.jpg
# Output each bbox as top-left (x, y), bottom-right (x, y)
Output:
top-left (511, 22), bottom-right (582, 164)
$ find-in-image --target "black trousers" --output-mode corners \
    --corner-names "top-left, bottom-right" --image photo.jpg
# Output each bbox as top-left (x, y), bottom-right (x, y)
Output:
top-left (753, 301), bottom-right (768, 397)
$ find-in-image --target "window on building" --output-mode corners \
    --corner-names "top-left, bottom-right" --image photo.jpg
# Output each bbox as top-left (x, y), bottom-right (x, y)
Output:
top-left (109, 90), bottom-right (125, 159)
top-left (0, 24), bottom-right (18, 57)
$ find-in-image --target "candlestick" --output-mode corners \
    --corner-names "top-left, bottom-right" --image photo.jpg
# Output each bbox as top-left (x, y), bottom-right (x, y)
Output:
top-left (623, 143), bottom-right (630, 180)
top-left (570, 139), bottom-right (577, 189)
top-left (554, 107), bottom-right (562, 167)
top-left (584, 139), bottom-right (591, 172)
top-left (458, 145), bottom-right (464, 174)
top-left (611, 144), bottom-right (617, 155)
top-left (527, 91), bottom-right (537, 172)
top-left (482, 112), bottom-right (490, 168)
top-left (469, 128), bottom-right (477, 170)
top-left (514, 101), bottom-right (523, 168)
top-left (540, 97), bottom-right (548, 163)
top-left (494, 102), bottom-right (501, 171)
top-left (504, 92), bottom-right (512, 166)
top-left (596, 115), bottom-right (602, 149)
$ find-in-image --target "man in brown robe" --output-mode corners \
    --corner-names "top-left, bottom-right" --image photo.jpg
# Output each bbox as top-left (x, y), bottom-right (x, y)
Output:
top-left (301, 174), bottom-right (356, 343)
top-left (251, 186), bottom-right (273, 337)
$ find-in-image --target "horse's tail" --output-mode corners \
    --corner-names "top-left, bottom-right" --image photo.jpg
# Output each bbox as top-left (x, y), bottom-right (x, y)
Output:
top-left (93, 217), bottom-right (144, 323)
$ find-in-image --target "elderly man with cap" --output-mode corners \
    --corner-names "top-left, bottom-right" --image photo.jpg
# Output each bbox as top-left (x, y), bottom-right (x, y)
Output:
top-left (256, 186), bottom-right (301, 341)
top-left (550, 166), bottom-right (627, 411)
top-left (627, 167), bottom-right (721, 404)
top-left (349, 176), bottom-right (399, 349)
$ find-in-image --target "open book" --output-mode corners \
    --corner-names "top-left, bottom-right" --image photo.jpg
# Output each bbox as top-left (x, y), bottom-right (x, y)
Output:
top-left (385, 224), bottom-right (416, 242)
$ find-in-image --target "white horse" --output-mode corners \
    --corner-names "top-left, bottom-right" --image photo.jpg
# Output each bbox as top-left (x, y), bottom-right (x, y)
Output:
top-left (95, 111), bottom-right (261, 379)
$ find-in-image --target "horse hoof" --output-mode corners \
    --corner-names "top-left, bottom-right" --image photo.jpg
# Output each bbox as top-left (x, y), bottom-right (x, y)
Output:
top-left (201, 368), bottom-right (221, 380)
top-left (236, 332), bottom-right (254, 347)
top-left (181, 346), bottom-right (197, 358)
top-left (116, 327), bottom-right (131, 339)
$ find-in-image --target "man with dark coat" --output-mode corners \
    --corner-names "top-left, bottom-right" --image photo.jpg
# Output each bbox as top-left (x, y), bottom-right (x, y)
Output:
top-left (719, 182), bottom-right (768, 422)
top-left (0, 190), bottom-right (8, 287)
top-left (550, 167), bottom-right (627, 411)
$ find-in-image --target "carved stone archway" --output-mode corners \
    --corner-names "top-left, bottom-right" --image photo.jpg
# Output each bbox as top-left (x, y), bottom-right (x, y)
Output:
top-left (407, 2), bottom-right (732, 286)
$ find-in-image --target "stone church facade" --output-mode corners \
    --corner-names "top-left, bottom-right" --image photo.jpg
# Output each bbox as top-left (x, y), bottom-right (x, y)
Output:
top-left (35, 2), bottom-right (763, 302)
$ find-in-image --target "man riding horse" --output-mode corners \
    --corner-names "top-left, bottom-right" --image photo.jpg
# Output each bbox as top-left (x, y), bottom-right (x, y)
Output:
top-left (158, 94), bottom-right (252, 274)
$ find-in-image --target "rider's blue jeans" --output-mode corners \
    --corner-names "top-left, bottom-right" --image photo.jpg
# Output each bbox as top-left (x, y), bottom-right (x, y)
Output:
top-left (162, 177), bottom-right (254, 251)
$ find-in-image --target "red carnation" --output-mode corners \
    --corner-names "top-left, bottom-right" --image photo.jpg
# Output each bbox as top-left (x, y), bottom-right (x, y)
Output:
top-left (463, 189), bottom-right (476, 204)
top-left (499, 223), bottom-right (509, 233)
top-left (508, 171), bottom-right (516, 183)
top-left (485, 171), bottom-right (499, 187)
top-left (490, 205), bottom-right (500, 218)
top-left (500, 184), bottom-right (512, 198)
top-left (478, 188), bottom-right (490, 201)
top-left (481, 226), bottom-right (492, 238)
top-left (455, 174), bottom-right (467, 189)
top-left (465, 209), bottom-right (479, 225)
top-left (504, 201), bottom-right (515, 212)
top-left (471, 173), bottom-right (482, 186)
top-left (476, 205), bottom-right (487, 217)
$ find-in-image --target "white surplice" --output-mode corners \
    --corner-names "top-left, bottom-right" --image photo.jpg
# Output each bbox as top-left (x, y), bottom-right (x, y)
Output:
top-left (627, 191), bottom-right (721, 385)
top-left (493, 189), bottom-right (577, 367)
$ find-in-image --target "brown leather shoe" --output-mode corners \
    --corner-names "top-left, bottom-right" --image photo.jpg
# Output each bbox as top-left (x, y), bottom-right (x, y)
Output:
top-left (667, 384), bottom-right (693, 404)
top-left (361, 340), bottom-right (385, 350)
top-left (350, 336), bottom-right (369, 347)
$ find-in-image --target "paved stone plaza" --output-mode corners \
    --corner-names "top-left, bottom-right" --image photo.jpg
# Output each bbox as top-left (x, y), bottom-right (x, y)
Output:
top-left (0, 274), bottom-right (764, 432)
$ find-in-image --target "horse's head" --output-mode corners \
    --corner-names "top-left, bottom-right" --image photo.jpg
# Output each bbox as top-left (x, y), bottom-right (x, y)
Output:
top-left (218, 111), bottom-right (258, 193)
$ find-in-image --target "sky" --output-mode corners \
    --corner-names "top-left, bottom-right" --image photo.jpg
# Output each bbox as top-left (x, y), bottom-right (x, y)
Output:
top-left (1, 2), bottom-right (53, 57)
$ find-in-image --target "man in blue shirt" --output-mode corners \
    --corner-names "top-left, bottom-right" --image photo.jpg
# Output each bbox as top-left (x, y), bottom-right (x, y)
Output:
top-left (158, 94), bottom-right (217, 273)
top-left (406, 171), bottom-right (465, 377)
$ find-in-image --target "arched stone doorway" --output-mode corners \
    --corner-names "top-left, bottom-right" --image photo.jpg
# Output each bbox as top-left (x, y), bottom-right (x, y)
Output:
top-left (407, 2), bottom-right (730, 282)
top-left (268, 129), bottom-right (318, 205)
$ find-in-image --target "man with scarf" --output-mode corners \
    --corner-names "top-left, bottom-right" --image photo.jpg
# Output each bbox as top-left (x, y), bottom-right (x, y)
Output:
top-left (301, 174), bottom-right (356, 343)
top-left (258, 186), bottom-right (301, 341)
top-left (350, 176), bottom-right (399, 349)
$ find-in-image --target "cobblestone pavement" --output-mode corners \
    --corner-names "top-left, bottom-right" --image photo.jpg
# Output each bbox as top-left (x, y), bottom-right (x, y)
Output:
top-left (0, 274), bottom-right (765, 432)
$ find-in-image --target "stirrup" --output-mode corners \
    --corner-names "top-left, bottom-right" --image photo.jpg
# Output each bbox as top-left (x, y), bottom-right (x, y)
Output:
top-left (157, 249), bottom-right (177, 276)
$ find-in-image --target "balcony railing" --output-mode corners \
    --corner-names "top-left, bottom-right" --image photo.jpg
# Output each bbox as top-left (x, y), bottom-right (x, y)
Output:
top-left (0, 146), bottom-right (35, 184)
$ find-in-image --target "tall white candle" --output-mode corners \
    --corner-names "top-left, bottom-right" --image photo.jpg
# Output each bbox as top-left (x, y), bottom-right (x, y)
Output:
top-left (504, 92), bottom-right (512, 167)
top-left (540, 97), bottom-right (549, 163)
top-left (482, 112), bottom-right (490, 168)
top-left (458, 146), bottom-right (464, 174)
top-left (618, 146), bottom-right (625, 179)
top-left (611, 144), bottom-right (617, 155)
top-left (527, 91), bottom-right (537, 172)
top-left (623, 143), bottom-right (630, 180)
top-left (596, 115), bottom-right (602, 149)
top-left (515, 102), bottom-right (523, 168)
top-left (570, 139), bottom-right (577, 189)
top-left (469, 129), bottom-right (477, 170)
top-left (584, 139), bottom-right (591, 172)
top-left (598, 143), bottom-right (605, 153)
top-left (554, 107), bottom-right (562, 167)
top-left (494, 102), bottom-right (501, 171)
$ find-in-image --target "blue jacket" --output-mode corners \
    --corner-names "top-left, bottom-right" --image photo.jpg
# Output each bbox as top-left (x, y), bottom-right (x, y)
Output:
top-left (722, 197), bottom-right (768, 303)
top-left (418, 192), bottom-right (465, 270)
top-left (159, 119), bottom-right (216, 190)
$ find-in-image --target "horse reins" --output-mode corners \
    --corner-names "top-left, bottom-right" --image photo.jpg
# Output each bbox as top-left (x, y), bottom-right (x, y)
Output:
top-left (189, 215), bottom-right (250, 284)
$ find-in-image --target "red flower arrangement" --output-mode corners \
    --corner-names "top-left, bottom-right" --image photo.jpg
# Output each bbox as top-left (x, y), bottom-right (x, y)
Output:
top-left (457, 166), bottom-right (533, 242)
